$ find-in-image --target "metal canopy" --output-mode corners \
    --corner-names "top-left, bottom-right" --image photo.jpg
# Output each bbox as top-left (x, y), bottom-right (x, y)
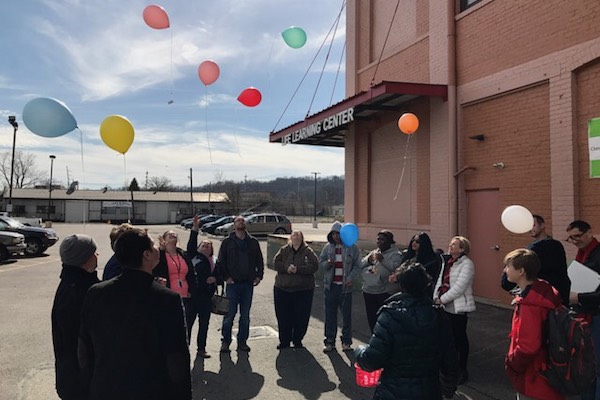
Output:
top-left (269, 81), bottom-right (447, 147)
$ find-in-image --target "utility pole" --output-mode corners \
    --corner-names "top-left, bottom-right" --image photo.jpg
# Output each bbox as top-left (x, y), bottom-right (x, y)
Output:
top-left (311, 172), bottom-right (320, 228)
top-left (7, 116), bottom-right (18, 215)
top-left (189, 168), bottom-right (194, 215)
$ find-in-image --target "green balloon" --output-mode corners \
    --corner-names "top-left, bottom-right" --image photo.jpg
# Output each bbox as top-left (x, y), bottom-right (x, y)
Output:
top-left (282, 26), bottom-right (307, 49)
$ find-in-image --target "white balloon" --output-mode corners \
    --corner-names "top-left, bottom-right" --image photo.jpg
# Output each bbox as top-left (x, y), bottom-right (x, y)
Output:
top-left (501, 205), bottom-right (534, 234)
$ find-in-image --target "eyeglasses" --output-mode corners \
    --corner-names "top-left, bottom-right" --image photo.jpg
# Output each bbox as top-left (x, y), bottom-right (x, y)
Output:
top-left (566, 230), bottom-right (588, 242)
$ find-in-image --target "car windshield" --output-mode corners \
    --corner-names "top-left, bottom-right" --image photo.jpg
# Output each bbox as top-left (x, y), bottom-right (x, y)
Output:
top-left (214, 216), bottom-right (230, 224)
top-left (2, 217), bottom-right (24, 229)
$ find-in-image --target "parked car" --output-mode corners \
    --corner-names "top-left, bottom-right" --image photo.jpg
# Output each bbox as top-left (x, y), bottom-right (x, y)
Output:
top-left (182, 214), bottom-right (222, 229)
top-left (215, 213), bottom-right (292, 236)
top-left (0, 216), bottom-right (59, 256)
top-left (0, 231), bottom-right (26, 261)
top-left (201, 215), bottom-right (235, 234)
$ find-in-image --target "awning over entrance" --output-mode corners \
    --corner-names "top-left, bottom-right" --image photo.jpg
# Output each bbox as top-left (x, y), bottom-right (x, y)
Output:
top-left (269, 81), bottom-right (448, 147)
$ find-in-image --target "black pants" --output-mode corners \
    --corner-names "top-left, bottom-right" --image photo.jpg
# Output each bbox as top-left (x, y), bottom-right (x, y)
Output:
top-left (362, 292), bottom-right (390, 333)
top-left (447, 312), bottom-right (469, 371)
top-left (274, 287), bottom-right (314, 346)
top-left (194, 297), bottom-right (212, 351)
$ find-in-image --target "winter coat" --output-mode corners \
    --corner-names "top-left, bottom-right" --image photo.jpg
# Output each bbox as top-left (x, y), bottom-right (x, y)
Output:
top-left (355, 292), bottom-right (459, 400)
top-left (273, 242), bottom-right (319, 292)
top-left (217, 231), bottom-right (264, 283)
top-left (78, 269), bottom-right (191, 400)
top-left (103, 254), bottom-right (123, 281)
top-left (505, 280), bottom-right (564, 400)
top-left (575, 241), bottom-right (600, 312)
top-left (433, 255), bottom-right (476, 314)
top-left (186, 230), bottom-right (222, 304)
top-left (360, 245), bottom-right (403, 294)
top-left (51, 265), bottom-right (100, 399)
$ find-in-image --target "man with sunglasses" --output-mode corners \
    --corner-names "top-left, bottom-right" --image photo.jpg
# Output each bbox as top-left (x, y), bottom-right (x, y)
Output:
top-left (567, 220), bottom-right (600, 400)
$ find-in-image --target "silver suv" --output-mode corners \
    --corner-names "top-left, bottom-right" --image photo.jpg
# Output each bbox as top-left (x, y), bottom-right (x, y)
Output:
top-left (215, 213), bottom-right (292, 236)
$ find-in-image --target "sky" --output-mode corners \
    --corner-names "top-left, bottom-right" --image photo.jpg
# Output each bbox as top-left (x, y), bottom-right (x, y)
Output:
top-left (0, 0), bottom-right (346, 190)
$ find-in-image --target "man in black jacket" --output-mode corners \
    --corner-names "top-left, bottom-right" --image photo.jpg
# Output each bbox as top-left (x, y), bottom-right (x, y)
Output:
top-left (52, 234), bottom-right (100, 400)
top-left (218, 215), bottom-right (264, 352)
top-left (78, 228), bottom-right (191, 400)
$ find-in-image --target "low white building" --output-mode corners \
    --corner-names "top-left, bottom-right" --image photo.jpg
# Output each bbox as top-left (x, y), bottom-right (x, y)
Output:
top-left (5, 188), bottom-right (229, 224)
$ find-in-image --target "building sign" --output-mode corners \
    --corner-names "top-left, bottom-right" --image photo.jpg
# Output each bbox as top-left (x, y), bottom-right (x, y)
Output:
top-left (281, 107), bottom-right (354, 146)
top-left (103, 201), bottom-right (132, 208)
top-left (589, 118), bottom-right (600, 178)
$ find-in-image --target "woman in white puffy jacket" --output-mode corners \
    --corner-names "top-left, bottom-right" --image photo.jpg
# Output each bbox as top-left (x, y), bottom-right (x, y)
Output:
top-left (433, 235), bottom-right (475, 386)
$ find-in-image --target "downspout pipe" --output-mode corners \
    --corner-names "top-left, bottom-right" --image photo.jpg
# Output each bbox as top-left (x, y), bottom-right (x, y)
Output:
top-left (448, 1), bottom-right (458, 235)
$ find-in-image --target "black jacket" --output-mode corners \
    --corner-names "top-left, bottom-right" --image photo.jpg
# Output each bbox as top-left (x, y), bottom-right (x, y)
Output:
top-left (355, 293), bottom-right (459, 400)
top-left (217, 231), bottom-right (264, 283)
top-left (186, 230), bottom-right (223, 303)
top-left (501, 237), bottom-right (571, 305)
top-left (51, 265), bottom-right (99, 399)
top-left (78, 269), bottom-right (191, 400)
top-left (153, 248), bottom-right (198, 293)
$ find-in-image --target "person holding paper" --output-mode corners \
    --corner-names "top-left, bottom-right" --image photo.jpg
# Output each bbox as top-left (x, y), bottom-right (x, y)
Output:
top-left (567, 220), bottom-right (600, 400)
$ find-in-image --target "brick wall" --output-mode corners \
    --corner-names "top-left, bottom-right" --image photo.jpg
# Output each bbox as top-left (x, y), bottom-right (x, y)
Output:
top-left (457, 0), bottom-right (600, 84)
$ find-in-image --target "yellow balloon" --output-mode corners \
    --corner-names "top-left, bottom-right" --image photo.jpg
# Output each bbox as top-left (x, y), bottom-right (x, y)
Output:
top-left (100, 115), bottom-right (134, 154)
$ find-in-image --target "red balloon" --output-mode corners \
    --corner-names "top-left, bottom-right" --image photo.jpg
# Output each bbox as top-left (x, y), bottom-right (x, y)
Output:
top-left (198, 60), bottom-right (220, 86)
top-left (398, 113), bottom-right (419, 134)
top-left (237, 87), bottom-right (262, 107)
top-left (143, 5), bottom-right (170, 30)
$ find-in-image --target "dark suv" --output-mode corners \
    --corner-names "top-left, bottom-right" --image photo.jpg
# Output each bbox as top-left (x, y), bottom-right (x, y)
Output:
top-left (0, 216), bottom-right (59, 256)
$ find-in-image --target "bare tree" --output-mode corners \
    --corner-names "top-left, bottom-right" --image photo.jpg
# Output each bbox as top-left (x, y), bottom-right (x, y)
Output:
top-left (147, 176), bottom-right (173, 191)
top-left (213, 170), bottom-right (225, 184)
top-left (0, 151), bottom-right (46, 189)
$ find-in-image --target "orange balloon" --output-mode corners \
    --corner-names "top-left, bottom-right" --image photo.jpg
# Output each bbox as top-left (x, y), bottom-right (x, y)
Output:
top-left (398, 113), bottom-right (419, 134)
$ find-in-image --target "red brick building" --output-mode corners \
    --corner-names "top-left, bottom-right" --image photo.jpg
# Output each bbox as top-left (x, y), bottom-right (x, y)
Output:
top-left (270, 0), bottom-right (600, 305)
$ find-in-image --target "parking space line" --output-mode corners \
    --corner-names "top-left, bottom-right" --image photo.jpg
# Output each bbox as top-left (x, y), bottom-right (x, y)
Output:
top-left (0, 257), bottom-right (60, 273)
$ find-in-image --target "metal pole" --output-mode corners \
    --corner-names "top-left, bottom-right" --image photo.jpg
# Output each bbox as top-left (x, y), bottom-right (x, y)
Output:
top-left (7, 116), bottom-right (18, 215)
top-left (311, 172), bottom-right (320, 228)
top-left (48, 155), bottom-right (56, 222)
top-left (189, 168), bottom-right (194, 215)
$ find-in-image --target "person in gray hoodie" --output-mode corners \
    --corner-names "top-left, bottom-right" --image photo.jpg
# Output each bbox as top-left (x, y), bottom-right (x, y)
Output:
top-left (319, 221), bottom-right (361, 353)
top-left (360, 230), bottom-right (403, 333)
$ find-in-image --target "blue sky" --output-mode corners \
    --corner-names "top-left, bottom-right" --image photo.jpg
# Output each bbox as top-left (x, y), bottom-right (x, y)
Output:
top-left (0, 0), bottom-right (345, 190)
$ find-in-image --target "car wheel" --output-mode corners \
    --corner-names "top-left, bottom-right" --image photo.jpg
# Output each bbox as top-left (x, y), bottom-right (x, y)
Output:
top-left (0, 245), bottom-right (8, 262)
top-left (25, 239), bottom-right (43, 256)
top-left (274, 228), bottom-right (286, 234)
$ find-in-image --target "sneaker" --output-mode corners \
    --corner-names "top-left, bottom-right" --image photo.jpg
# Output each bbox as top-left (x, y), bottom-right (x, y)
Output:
top-left (237, 342), bottom-right (251, 352)
top-left (341, 343), bottom-right (353, 351)
top-left (277, 343), bottom-right (290, 350)
top-left (220, 343), bottom-right (230, 353)
top-left (292, 341), bottom-right (304, 349)
top-left (323, 344), bottom-right (335, 353)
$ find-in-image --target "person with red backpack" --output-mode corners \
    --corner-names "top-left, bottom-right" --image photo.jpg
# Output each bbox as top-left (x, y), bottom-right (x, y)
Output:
top-left (504, 248), bottom-right (564, 400)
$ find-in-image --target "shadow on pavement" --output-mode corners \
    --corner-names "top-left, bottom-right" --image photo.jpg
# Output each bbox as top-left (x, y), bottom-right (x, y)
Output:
top-left (327, 350), bottom-right (375, 400)
top-left (193, 351), bottom-right (264, 400)
top-left (275, 347), bottom-right (336, 399)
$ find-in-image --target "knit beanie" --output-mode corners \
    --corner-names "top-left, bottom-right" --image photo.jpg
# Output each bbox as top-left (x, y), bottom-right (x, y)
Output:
top-left (60, 234), bottom-right (97, 266)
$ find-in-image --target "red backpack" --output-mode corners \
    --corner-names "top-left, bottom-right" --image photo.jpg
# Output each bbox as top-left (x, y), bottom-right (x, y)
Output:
top-left (539, 305), bottom-right (596, 395)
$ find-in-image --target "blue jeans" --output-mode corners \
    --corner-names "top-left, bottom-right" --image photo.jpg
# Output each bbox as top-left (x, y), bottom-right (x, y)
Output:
top-left (581, 315), bottom-right (600, 400)
top-left (221, 282), bottom-right (254, 344)
top-left (324, 284), bottom-right (352, 345)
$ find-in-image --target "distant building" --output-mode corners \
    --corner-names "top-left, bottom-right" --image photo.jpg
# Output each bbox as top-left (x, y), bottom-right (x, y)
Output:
top-left (4, 188), bottom-right (229, 223)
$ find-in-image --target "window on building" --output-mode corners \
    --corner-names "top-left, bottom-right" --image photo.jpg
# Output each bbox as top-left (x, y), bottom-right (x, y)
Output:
top-left (12, 205), bottom-right (25, 214)
top-left (36, 205), bottom-right (56, 214)
top-left (459, 0), bottom-right (482, 12)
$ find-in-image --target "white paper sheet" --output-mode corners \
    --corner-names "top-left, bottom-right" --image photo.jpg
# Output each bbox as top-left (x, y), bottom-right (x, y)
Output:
top-left (568, 260), bottom-right (600, 293)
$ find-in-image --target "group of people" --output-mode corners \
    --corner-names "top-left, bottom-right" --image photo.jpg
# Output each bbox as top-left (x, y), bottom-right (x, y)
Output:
top-left (51, 214), bottom-right (263, 399)
top-left (50, 211), bottom-right (600, 400)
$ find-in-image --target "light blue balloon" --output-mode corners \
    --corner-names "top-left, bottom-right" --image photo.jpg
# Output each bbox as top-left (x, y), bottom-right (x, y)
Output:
top-left (282, 26), bottom-right (307, 49)
top-left (340, 223), bottom-right (359, 247)
top-left (22, 97), bottom-right (77, 138)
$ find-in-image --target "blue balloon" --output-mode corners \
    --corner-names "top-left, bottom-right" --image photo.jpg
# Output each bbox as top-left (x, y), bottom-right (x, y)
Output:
top-left (22, 97), bottom-right (77, 138)
top-left (340, 223), bottom-right (359, 247)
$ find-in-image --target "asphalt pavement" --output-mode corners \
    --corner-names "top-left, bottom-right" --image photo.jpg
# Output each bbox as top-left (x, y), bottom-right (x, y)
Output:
top-left (3, 222), bottom-right (518, 400)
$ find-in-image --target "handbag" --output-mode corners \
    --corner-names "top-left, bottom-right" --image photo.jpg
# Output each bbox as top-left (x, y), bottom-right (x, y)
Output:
top-left (211, 284), bottom-right (230, 315)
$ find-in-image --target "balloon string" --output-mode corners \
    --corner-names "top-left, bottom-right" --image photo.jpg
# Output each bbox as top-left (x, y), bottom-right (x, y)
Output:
top-left (393, 134), bottom-right (412, 200)
top-left (204, 91), bottom-right (213, 165)
top-left (233, 106), bottom-right (241, 157)
top-left (169, 30), bottom-right (174, 104)
top-left (330, 39), bottom-right (346, 105)
top-left (124, 154), bottom-right (130, 223)
top-left (78, 128), bottom-right (87, 230)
